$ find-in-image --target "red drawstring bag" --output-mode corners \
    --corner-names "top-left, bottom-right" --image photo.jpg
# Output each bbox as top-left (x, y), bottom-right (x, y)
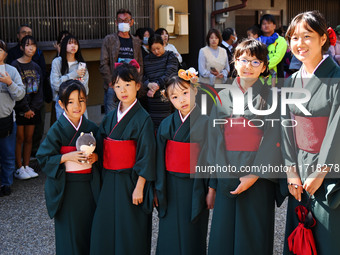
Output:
top-left (288, 205), bottom-right (317, 255)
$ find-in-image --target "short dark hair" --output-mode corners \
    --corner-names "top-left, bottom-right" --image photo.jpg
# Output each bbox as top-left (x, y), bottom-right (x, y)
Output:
top-left (116, 8), bottom-right (132, 18)
top-left (148, 34), bottom-right (164, 49)
top-left (20, 35), bottom-right (37, 49)
top-left (206, 28), bottom-right (222, 46)
top-left (112, 63), bottom-right (143, 102)
top-left (59, 80), bottom-right (87, 109)
top-left (234, 39), bottom-right (269, 76)
top-left (164, 76), bottom-right (191, 100)
top-left (247, 25), bottom-right (261, 36)
top-left (0, 40), bottom-right (7, 53)
top-left (135, 27), bottom-right (155, 40)
top-left (222, 27), bottom-right (235, 41)
top-left (260, 14), bottom-right (276, 26)
top-left (17, 24), bottom-right (31, 34)
top-left (285, 10), bottom-right (330, 53)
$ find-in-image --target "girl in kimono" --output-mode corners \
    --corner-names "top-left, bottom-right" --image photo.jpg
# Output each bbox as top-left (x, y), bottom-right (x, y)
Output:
top-left (207, 39), bottom-right (283, 255)
top-left (282, 11), bottom-right (340, 255)
top-left (154, 70), bottom-right (216, 255)
top-left (90, 63), bottom-right (156, 255)
top-left (36, 80), bottom-right (100, 255)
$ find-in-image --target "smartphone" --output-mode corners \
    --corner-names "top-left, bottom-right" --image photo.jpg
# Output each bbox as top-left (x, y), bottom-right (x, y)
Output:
top-left (210, 67), bottom-right (217, 72)
top-left (78, 62), bottom-right (86, 70)
top-left (0, 65), bottom-right (5, 76)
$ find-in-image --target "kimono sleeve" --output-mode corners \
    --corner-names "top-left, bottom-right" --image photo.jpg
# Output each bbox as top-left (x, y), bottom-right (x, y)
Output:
top-left (280, 76), bottom-right (298, 167)
top-left (36, 124), bottom-right (63, 179)
top-left (154, 120), bottom-right (169, 218)
top-left (317, 82), bottom-right (340, 169)
top-left (133, 116), bottom-right (156, 181)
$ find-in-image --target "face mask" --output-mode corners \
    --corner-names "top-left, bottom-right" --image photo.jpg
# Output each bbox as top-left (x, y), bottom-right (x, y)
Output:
top-left (118, 23), bottom-right (130, 32)
top-left (143, 37), bottom-right (149, 45)
top-left (233, 36), bottom-right (238, 44)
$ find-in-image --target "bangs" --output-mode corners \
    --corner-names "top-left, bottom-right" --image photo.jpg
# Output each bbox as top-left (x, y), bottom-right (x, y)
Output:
top-left (68, 37), bottom-right (79, 45)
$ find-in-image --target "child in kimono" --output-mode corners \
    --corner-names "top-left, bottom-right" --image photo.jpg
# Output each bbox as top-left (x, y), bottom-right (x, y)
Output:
top-left (36, 80), bottom-right (100, 255)
top-left (154, 70), bottom-right (216, 255)
top-left (207, 39), bottom-right (283, 255)
top-left (90, 63), bottom-right (156, 255)
top-left (282, 11), bottom-right (340, 254)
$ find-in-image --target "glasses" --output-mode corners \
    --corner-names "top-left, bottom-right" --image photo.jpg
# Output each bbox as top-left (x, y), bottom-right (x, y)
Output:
top-left (117, 19), bottom-right (131, 23)
top-left (237, 58), bottom-right (262, 67)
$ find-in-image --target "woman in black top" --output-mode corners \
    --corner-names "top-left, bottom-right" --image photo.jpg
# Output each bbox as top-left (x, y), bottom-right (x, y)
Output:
top-left (143, 35), bottom-right (178, 130)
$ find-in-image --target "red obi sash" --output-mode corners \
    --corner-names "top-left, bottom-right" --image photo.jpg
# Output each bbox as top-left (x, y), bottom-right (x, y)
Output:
top-left (60, 146), bottom-right (92, 174)
top-left (165, 140), bottom-right (201, 174)
top-left (294, 115), bottom-right (329, 153)
top-left (224, 117), bottom-right (263, 151)
top-left (103, 138), bottom-right (136, 170)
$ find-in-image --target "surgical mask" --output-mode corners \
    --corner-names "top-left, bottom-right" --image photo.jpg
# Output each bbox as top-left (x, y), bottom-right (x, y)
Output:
top-left (143, 37), bottom-right (149, 45)
top-left (118, 23), bottom-right (130, 32)
top-left (233, 36), bottom-right (238, 44)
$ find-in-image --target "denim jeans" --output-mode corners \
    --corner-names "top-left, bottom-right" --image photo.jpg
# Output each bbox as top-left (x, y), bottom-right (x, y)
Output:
top-left (104, 87), bottom-right (117, 114)
top-left (0, 122), bottom-right (17, 186)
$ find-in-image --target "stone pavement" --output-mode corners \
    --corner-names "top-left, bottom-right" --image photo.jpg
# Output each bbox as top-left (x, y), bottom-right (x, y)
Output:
top-left (0, 163), bottom-right (287, 255)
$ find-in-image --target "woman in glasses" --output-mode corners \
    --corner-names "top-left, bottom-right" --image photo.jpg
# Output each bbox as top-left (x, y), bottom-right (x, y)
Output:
top-left (207, 39), bottom-right (283, 255)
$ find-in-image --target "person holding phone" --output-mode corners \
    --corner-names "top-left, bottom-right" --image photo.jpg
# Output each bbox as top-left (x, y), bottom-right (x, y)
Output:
top-left (198, 28), bottom-right (230, 86)
top-left (50, 34), bottom-right (89, 119)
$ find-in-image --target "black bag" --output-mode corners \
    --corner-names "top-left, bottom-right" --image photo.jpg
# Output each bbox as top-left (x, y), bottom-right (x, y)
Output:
top-left (0, 112), bottom-right (14, 138)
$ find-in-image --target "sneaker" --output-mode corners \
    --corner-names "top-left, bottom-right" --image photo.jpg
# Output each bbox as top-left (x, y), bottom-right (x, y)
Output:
top-left (14, 166), bottom-right (31, 180)
top-left (25, 166), bottom-right (39, 178)
top-left (0, 185), bottom-right (11, 196)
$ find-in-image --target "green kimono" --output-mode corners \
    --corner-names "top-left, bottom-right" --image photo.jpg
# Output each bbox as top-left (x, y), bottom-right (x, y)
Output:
top-left (282, 56), bottom-right (340, 255)
top-left (155, 106), bottom-right (209, 255)
top-left (90, 101), bottom-right (156, 255)
top-left (36, 114), bottom-right (100, 255)
top-left (207, 79), bottom-right (283, 255)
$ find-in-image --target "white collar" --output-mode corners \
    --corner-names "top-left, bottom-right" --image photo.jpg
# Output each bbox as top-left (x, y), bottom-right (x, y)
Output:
top-left (301, 55), bottom-right (328, 78)
top-left (117, 99), bottom-right (137, 122)
top-left (63, 112), bottom-right (82, 131)
top-left (179, 104), bottom-right (196, 123)
top-left (222, 40), bottom-right (232, 50)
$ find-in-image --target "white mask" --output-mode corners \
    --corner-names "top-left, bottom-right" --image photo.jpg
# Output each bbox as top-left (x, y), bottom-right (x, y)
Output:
top-left (233, 36), bottom-right (238, 44)
top-left (118, 23), bottom-right (130, 32)
top-left (143, 37), bottom-right (149, 45)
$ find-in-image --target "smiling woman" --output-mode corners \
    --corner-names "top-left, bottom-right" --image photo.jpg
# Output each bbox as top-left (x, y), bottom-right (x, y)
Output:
top-left (282, 10), bottom-right (340, 255)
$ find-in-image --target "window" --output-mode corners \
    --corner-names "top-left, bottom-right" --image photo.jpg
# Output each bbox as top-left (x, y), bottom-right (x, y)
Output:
top-left (0, 0), bottom-right (153, 49)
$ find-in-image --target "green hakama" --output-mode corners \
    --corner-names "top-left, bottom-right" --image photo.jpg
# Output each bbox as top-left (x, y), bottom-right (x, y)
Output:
top-left (281, 56), bottom-right (340, 255)
top-left (207, 79), bottom-right (283, 255)
top-left (36, 115), bottom-right (100, 255)
top-left (155, 106), bottom-right (209, 255)
top-left (90, 101), bottom-right (156, 255)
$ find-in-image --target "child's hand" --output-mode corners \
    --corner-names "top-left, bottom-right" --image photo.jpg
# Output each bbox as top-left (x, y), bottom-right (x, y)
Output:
top-left (206, 187), bottom-right (216, 209)
top-left (230, 174), bottom-right (259, 195)
top-left (61, 151), bottom-right (87, 164)
top-left (0, 72), bottom-right (13, 86)
top-left (132, 186), bottom-right (144, 205)
top-left (216, 73), bottom-right (224, 79)
top-left (24, 110), bottom-right (35, 119)
top-left (147, 89), bottom-right (156, 97)
top-left (86, 153), bottom-right (98, 164)
top-left (132, 176), bottom-right (146, 205)
top-left (153, 189), bottom-right (159, 207)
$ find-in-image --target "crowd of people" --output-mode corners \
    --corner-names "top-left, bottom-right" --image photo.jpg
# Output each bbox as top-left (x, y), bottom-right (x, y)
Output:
top-left (0, 6), bottom-right (340, 255)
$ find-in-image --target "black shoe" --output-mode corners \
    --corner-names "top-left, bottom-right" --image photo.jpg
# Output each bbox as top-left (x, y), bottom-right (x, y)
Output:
top-left (0, 186), bottom-right (11, 196)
